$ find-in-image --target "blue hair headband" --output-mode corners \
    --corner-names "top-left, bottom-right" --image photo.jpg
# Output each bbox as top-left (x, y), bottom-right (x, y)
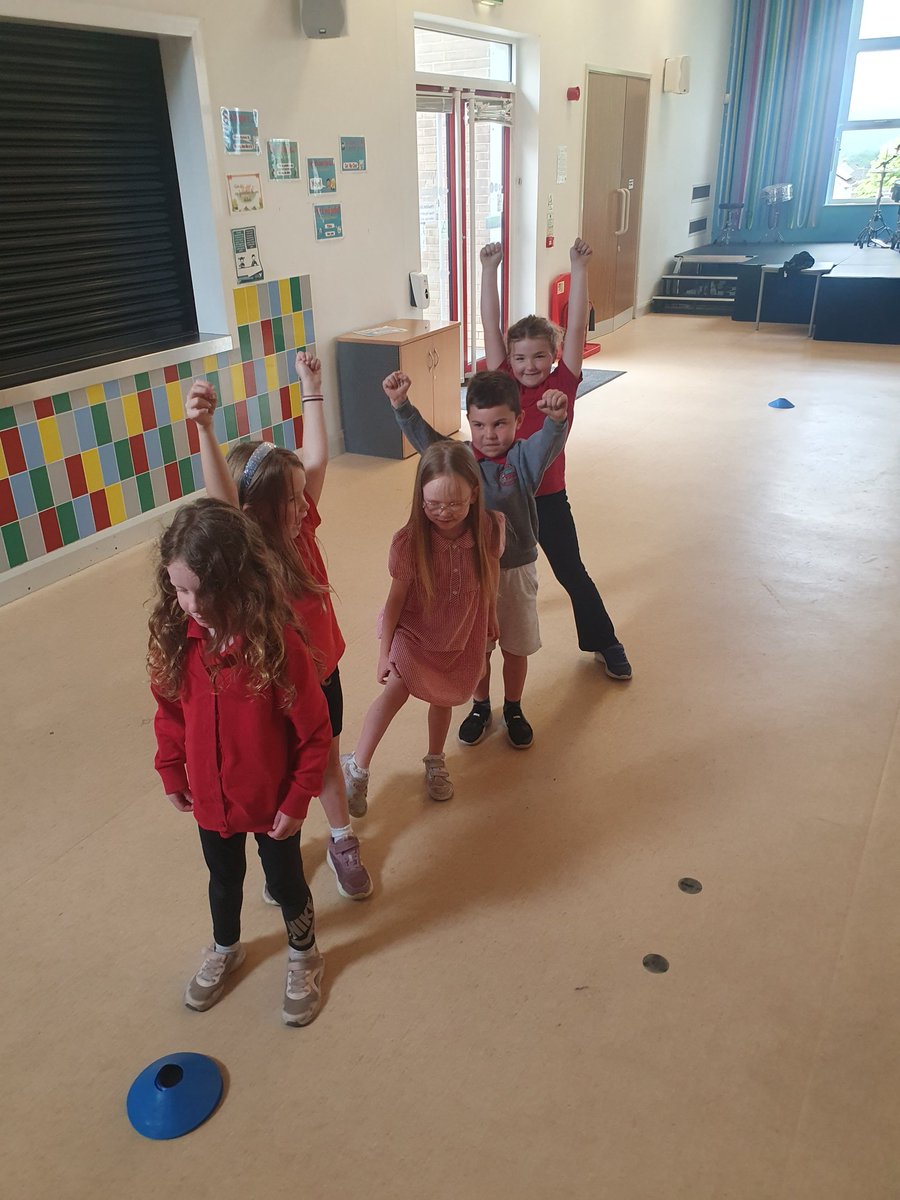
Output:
top-left (238, 442), bottom-right (276, 500)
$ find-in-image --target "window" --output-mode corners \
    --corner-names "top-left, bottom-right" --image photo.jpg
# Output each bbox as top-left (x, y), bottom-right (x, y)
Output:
top-left (414, 28), bottom-right (513, 82)
top-left (829, 0), bottom-right (900, 202)
top-left (0, 20), bottom-right (199, 390)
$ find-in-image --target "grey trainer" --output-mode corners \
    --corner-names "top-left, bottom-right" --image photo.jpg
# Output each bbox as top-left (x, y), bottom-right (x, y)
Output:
top-left (340, 753), bottom-right (369, 817)
top-left (282, 951), bottom-right (325, 1026)
top-left (184, 945), bottom-right (246, 1011)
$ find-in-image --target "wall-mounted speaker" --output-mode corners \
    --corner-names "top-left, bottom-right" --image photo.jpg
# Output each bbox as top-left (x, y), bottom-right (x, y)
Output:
top-left (300, 0), bottom-right (346, 39)
top-left (663, 56), bottom-right (691, 94)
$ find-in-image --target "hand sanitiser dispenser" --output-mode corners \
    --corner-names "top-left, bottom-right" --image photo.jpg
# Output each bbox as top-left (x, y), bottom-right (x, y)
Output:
top-left (409, 272), bottom-right (429, 309)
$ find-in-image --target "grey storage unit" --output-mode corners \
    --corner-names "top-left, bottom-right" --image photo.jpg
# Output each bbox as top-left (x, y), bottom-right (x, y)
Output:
top-left (336, 319), bottom-right (461, 459)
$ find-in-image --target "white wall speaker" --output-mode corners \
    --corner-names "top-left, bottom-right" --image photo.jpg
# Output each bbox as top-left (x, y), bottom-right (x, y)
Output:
top-left (663, 56), bottom-right (691, 94)
top-left (300, 0), bottom-right (346, 39)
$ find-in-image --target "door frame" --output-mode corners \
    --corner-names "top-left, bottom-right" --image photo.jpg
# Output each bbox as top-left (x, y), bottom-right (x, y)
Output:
top-left (579, 66), bottom-right (651, 337)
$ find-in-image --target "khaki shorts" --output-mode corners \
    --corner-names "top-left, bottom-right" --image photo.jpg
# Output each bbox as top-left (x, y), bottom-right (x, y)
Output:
top-left (486, 562), bottom-right (541, 657)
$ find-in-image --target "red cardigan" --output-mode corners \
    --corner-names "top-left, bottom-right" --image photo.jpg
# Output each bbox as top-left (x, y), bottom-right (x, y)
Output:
top-left (152, 619), bottom-right (331, 834)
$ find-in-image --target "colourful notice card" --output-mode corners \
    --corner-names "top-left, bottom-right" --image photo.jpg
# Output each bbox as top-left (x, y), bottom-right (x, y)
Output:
top-left (231, 226), bottom-right (264, 282)
top-left (267, 139), bottom-right (300, 181)
top-left (226, 173), bottom-right (263, 212)
top-left (340, 136), bottom-right (367, 171)
top-left (221, 108), bottom-right (260, 155)
top-left (314, 204), bottom-right (343, 241)
top-left (307, 157), bottom-right (337, 195)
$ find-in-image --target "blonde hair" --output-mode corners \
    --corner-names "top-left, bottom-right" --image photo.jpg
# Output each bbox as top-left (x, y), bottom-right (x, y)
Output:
top-left (406, 442), bottom-right (498, 603)
top-left (226, 441), bottom-right (328, 602)
top-left (147, 499), bottom-right (300, 706)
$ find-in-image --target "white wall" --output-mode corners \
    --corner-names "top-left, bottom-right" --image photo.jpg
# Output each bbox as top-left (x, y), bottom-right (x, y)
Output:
top-left (3, 0), bottom-right (734, 446)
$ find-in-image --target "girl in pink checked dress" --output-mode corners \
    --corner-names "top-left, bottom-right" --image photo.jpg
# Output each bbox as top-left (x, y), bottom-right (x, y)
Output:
top-left (341, 441), bottom-right (504, 808)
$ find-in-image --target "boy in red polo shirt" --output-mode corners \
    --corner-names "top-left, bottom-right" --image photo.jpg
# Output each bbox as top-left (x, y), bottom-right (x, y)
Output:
top-left (479, 237), bottom-right (632, 681)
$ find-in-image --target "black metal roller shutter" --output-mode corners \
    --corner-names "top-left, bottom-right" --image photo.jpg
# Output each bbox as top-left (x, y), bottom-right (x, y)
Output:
top-left (0, 20), bottom-right (199, 390)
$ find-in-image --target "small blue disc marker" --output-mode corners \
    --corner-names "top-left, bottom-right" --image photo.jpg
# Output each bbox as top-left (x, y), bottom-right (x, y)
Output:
top-left (127, 1052), bottom-right (223, 1140)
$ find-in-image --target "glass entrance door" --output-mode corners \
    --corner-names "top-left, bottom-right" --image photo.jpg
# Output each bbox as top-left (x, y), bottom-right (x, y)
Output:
top-left (416, 87), bottom-right (511, 375)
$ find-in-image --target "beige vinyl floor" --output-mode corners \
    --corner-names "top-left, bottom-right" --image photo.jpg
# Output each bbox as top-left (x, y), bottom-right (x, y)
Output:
top-left (1, 315), bottom-right (898, 1199)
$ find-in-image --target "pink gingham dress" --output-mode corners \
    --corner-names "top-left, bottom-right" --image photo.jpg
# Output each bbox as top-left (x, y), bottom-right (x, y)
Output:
top-left (385, 511), bottom-right (504, 706)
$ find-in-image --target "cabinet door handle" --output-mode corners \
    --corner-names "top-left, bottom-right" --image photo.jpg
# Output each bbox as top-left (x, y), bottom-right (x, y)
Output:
top-left (432, 346), bottom-right (440, 368)
top-left (614, 187), bottom-right (628, 236)
top-left (426, 348), bottom-right (435, 371)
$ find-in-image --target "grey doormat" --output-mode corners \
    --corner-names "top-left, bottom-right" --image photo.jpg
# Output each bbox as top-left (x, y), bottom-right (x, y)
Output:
top-left (576, 369), bottom-right (625, 398)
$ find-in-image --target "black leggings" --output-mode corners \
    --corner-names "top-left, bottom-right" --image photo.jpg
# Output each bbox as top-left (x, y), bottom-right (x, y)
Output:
top-left (536, 489), bottom-right (617, 652)
top-left (198, 826), bottom-right (314, 951)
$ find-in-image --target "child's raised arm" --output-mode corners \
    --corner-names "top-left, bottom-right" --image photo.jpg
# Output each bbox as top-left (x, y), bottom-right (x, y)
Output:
top-left (536, 388), bottom-right (569, 424)
top-left (479, 242), bottom-right (507, 369)
top-left (185, 381), bottom-right (239, 507)
top-left (295, 352), bottom-right (327, 506)
top-left (561, 238), bottom-right (592, 378)
top-left (382, 370), bottom-right (412, 408)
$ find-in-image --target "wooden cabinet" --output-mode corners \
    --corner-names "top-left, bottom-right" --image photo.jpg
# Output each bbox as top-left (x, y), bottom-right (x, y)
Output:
top-left (335, 319), bottom-right (461, 459)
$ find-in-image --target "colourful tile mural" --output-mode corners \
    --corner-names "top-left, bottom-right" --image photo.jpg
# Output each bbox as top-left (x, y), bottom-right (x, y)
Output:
top-left (0, 276), bottom-right (315, 572)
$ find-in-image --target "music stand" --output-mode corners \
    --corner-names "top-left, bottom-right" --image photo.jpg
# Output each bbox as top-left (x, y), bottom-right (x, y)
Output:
top-left (715, 203), bottom-right (744, 245)
top-left (854, 150), bottom-right (900, 249)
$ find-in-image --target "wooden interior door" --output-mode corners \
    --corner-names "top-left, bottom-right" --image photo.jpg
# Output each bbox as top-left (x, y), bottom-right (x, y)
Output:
top-left (582, 72), bottom-right (626, 328)
top-left (582, 70), bottom-right (649, 333)
top-left (616, 76), bottom-right (650, 318)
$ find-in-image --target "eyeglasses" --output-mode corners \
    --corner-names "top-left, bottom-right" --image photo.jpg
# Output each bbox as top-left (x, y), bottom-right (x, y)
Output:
top-left (422, 499), bottom-right (471, 514)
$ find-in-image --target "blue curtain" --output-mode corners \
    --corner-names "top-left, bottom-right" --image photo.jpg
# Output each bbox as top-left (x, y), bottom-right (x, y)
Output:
top-left (716, 0), bottom-right (855, 232)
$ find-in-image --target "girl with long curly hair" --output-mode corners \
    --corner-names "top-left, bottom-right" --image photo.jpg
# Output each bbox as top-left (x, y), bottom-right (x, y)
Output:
top-left (148, 498), bottom-right (332, 1027)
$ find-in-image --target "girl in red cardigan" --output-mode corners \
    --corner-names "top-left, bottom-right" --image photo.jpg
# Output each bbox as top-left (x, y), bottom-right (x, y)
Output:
top-left (149, 499), bottom-right (332, 1026)
top-left (186, 355), bottom-right (372, 902)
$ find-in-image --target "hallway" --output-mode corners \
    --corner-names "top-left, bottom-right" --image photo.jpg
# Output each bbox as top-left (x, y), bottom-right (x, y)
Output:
top-left (1, 314), bottom-right (898, 1199)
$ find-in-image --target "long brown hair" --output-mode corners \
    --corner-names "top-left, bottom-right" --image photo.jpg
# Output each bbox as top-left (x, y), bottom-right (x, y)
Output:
top-left (148, 499), bottom-right (299, 705)
top-left (226, 442), bottom-right (327, 601)
top-left (406, 442), bottom-right (498, 603)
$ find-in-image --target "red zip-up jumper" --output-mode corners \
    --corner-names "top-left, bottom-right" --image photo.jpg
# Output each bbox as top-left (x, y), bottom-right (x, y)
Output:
top-left (152, 619), bottom-right (331, 835)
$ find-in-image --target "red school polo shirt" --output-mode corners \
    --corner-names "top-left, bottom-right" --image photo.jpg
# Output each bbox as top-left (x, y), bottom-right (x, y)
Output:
top-left (500, 358), bottom-right (580, 497)
top-left (292, 492), bottom-right (345, 680)
top-left (152, 619), bottom-right (331, 834)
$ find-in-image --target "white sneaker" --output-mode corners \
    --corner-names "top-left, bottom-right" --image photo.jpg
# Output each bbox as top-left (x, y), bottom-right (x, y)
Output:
top-left (184, 945), bottom-right (246, 1011)
top-left (340, 753), bottom-right (369, 818)
top-left (423, 753), bottom-right (454, 801)
top-left (262, 885), bottom-right (279, 906)
top-left (282, 951), bottom-right (325, 1026)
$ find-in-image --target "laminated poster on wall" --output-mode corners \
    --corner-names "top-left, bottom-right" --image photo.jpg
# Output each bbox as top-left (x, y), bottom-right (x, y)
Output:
top-left (231, 226), bottom-right (264, 282)
top-left (221, 108), bottom-right (260, 155)
top-left (307, 157), bottom-right (337, 196)
top-left (226, 173), bottom-right (263, 213)
top-left (314, 204), bottom-right (343, 241)
top-left (340, 137), bottom-right (367, 172)
top-left (267, 139), bottom-right (301, 181)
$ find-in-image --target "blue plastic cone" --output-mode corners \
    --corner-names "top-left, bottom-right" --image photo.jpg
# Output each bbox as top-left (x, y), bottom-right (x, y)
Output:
top-left (768, 397), bottom-right (795, 409)
top-left (127, 1052), bottom-right (223, 1140)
